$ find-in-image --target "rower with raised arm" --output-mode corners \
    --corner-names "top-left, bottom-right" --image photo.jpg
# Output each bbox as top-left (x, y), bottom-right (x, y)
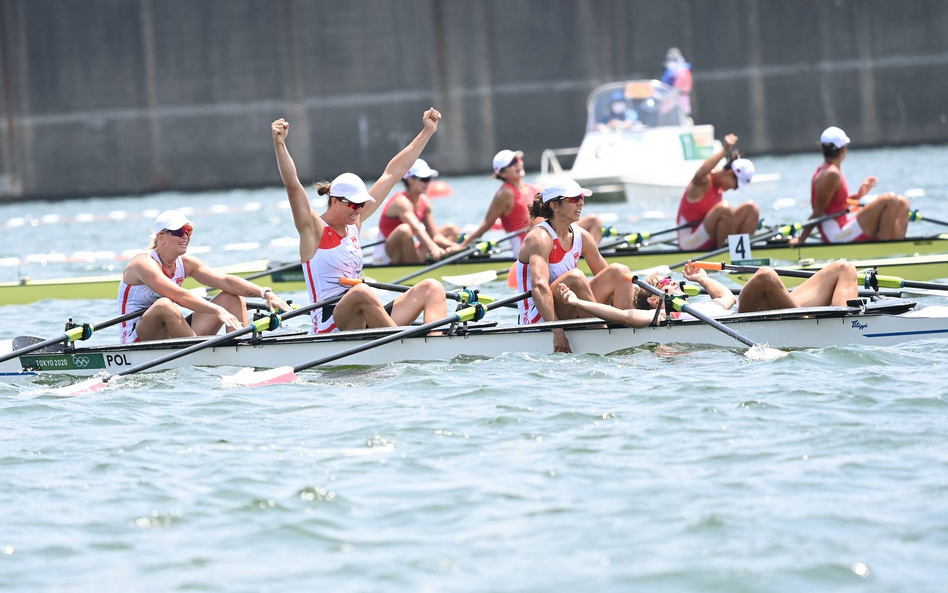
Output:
top-left (271, 109), bottom-right (448, 334)
top-left (117, 210), bottom-right (291, 343)
top-left (459, 150), bottom-right (604, 258)
top-left (677, 134), bottom-right (759, 250)
top-left (515, 178), bottom-right (635, 353)
top-left (374, 158), bottom-right (461, 264)
top-left (791, 127), bottom-right (909, 246)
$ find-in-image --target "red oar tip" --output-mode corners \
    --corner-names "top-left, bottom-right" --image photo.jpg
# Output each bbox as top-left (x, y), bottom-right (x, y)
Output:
top-left (220, 365), bottom-right (297, 388)
top-left (49, 377), bottom-right (109, 397)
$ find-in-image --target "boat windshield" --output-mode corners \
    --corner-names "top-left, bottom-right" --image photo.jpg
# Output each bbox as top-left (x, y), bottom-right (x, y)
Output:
top-left (586, 80), bottom-right (688, 133)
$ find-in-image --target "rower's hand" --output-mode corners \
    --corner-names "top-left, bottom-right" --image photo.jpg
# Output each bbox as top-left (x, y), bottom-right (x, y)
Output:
top-left (264, 291), bottom-right (292, 314)
top-left (787, 236), bottom-right (802, 247)
top-left (423, 108), bottom-right (441, 133)
top-left (217, 307), bottom-right (243, 332)
top-left (271, 118), bottom-right (289, 144)
top-left (428, 245), bottom-right (447, 260)
top-left (858, 176), bottom-right (878, 197)
top-left (558, 283), bottom-right (579, 306)
top-left (682, 260), bottom-right (707, 282)
top-left (552, 328), bottom-right (572, 354)
top-left (723, 133), bottom-right (738, 151)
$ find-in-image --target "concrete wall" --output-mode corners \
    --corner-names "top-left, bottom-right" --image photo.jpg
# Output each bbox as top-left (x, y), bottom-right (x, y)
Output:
top-left (1, 0), bottom-right (947, 200)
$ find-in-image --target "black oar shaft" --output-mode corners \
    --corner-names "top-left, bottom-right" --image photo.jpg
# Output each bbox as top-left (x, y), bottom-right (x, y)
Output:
top-left (600, 221), bottom-right (696, 250)
top-left (634, 279), bottom-right (761, 349)
top-left (107, 295), bottom-right (343, 380)
top-left (292, 291), bottom-right (530, 372)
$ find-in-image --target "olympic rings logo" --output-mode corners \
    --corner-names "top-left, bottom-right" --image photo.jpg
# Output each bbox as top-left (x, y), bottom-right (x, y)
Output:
top-left (71, 356), bottom-right (91, 368)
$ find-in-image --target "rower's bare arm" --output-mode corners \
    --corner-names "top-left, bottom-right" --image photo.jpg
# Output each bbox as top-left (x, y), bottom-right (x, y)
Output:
top-left (363, 108), bottom-right (441, 220)
top-left (134, 257), bottom-right (226, 317)
top-left (272, 118), bottom-right (322, 258)
top-left (560, 286), bottom-right (651, 327)
top-left (188, 260), bottom-right (291, 312)
top-left (461, 189), bottom-right (515, 248)
top-left (683, 260), bottom-right (736, 309)
top-left (390, 196), bottom-right (441, 254)
top-left (579, 227), bottom-right (608, 275)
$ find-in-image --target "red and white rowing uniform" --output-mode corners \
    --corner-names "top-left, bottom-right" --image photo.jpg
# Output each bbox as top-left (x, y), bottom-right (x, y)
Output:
top-left (676, 176), bottom-right (722, 251)
top-left (302, 218), bottom-right (362, 334)
top-left (515, 221), bottom-right (583, 325)
top-left (373, 191), bottom-right (430, 264)
top-left (499, 181), bottom-right (535, 258)
top-left (812, 163), bottom-right (865, 243)
top-left (117, 250), bottom-right (186, 343)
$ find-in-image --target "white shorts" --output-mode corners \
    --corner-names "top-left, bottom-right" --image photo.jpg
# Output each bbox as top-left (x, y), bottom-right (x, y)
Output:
top-left (312, 307), bottom-right (339, 335)
top-left (820, 216), bottom-right (866, 243)
top-left (677, 223), bottom-right (714, 251)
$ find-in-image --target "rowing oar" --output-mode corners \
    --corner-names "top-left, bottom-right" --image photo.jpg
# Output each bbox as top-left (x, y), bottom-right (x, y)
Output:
top-left (0, 306), bottom-right (150, 365)
top-left (667, 210), bottom-right (850, 269)
top-left (49, 294), bottom-right (345, 396)
top-left (599, 221), bottom-right (698, 250)
top-left (219, 290), bottom-right (533, 388)
top-left (339, 277), bottom-right (515, 307)
top-left (391, 225), bottom-right (529, 284)
top-left (629, 274), bottom-right (787, 360)
top-left (693, 261), bottom-right (948, 293)
top-left (909, 210), bottom-right (948, 229)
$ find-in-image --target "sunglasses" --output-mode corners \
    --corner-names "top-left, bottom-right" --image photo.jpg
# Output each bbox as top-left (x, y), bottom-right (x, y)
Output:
top-left (657, 277), bottom-right (673, 288)
top-left (163, 225), bottom-right (193, 237)
top-left (335, 197), bottom-right (364, 210)
top-left (504, 156), bottom-right (522, 169)
top-left (414, 176), bottom-right (433, 183)
top-left (555, 195), bottom-right (585, 204)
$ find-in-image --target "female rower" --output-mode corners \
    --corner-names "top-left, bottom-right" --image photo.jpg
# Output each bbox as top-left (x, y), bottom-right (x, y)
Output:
top-left (792, 126), bottom-right (909, 245)
top-left (515, 177), bottom-right (635, 353)
top-left (373, 158), bottom-right (461, 264)
top-left (677, 133), bottom-right (759, 250)
top-left (117, 210), bottom-right (291, 343)
top-left (459, 150), bottom-right (604, 258)
top-left (271, 109), bottom-right (447, 334)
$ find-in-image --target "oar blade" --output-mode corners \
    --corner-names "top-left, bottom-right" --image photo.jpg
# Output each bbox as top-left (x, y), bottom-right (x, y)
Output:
top-left (49, 377), bottom-right (109, 397)
top-left (441, 270), bottom-right (497, 287)
top-left (744, 345), bottom-right (788, 361)
top-left (221, 365), bottom-right (297, 388)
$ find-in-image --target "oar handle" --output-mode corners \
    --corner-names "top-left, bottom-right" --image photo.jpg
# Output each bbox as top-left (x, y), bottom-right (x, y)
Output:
top-left (291, 290), bottom-right (531, 373)
top-left (599, 221), bottom-right (698, 250)
top-left (390, 225), bottom-right (529, 284)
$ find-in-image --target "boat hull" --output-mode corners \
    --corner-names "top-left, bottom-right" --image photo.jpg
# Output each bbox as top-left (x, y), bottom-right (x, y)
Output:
top-left (3, 303), bottom-right (947, 379)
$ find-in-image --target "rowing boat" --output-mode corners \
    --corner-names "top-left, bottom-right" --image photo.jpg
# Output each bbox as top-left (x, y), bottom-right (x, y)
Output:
top-left (3, 298), bottom-right (944, 379)
top-left (728, 253), bottom-right (948, 287)
top-left (3, 235), bottom-right (947, 304)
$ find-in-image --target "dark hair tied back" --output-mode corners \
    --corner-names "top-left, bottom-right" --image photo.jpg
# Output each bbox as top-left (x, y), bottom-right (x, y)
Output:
top-left (724, 150), bottom-right (743, 171)
top-left (821, 143), bottom-right (843, 159)
top-left (529, 194), bottom-right (555, 219)
top-left (315, 181), bottom-right (332, 196)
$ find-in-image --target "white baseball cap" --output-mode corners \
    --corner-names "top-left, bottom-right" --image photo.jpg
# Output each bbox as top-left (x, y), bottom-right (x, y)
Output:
top-left (329, 172), bottom-right (376, 204)
top-left (153, 210), bottom-right (193, 233)
top-left (492, 149), bottom-right (524, 174)
top-left (820, 126), bottom-right (850, 148)
top-left (403, 158), bottom-right (439, 180)
top-left (539, 178), bottom-right (593, 203)
top-left (730, 158), bottom-right (755, 195)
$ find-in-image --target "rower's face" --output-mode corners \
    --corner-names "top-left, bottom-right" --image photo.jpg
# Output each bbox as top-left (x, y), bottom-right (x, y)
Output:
top-left (406, 176), bottom-right (431, 194)
top-left (552, 195), bottom-right (583, 222)
top-left (334, 197), bottom-right (364, 224)
top-left (159, 225), bottom-right (192, 254)
top-left (500, 157), bottom-right (524, 180)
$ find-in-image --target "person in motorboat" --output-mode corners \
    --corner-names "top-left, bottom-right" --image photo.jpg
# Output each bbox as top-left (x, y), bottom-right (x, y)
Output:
top-left (661, 47), bottom-right (693, 117)
top-left (790, 126), bottom-right (910, 245)
top-left (117, 210), bottom-right (292, 343)
top-left (459, 150), bottom-right (604, 258)
top-left (373, 158), bottom-right (461, 264)
top-left (676, 133), bottom-right (760, 250)
top-left (515, 178), bottom-right (638, 353)
top-left (559, 260), bottom-right (858, 325)
top-left (597, 91), bottom-right (639, 132)
top-left (271, 109), bottom-right (448, 334)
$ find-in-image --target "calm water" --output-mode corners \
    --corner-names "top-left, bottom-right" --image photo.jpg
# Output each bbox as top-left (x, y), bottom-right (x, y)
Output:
top-left (2, 145), bottom-right (948, 592)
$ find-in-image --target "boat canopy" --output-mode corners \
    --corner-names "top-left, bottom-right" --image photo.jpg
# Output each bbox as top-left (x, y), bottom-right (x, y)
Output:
top-left (586, 80), bottom-right (688, 133)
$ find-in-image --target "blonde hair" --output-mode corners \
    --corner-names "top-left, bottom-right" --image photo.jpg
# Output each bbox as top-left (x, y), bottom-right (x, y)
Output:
top-left (633, 271), bottom-right (666, 309)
